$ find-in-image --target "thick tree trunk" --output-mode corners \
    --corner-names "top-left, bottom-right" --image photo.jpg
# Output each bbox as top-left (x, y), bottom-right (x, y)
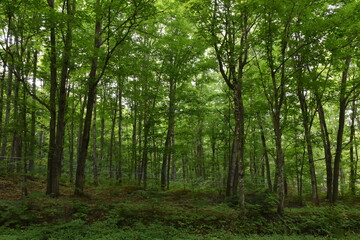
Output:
top-left (46, 0), bottom-right (59, 196)
top-left (332, 56), bottom-right (351, 203)
top-left (233, 82), bottom-right (245, 207)
top-left (273, 107), bottom-right (285, 214)
top-left (52, 0), bottom-right (74, 187)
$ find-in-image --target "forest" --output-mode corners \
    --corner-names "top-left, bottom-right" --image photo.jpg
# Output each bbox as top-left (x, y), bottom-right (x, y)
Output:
top-left (0, 0), bottom-right (359, 239)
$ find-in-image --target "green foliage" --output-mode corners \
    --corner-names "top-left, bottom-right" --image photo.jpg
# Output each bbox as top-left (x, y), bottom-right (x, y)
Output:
top-left (0, 200), bottom-right (38, 227)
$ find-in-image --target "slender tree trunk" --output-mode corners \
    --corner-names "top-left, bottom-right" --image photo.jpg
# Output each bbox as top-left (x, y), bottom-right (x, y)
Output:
top-left (297, 87), bottom-right (319, 205)
top-left (1, 62), bottom-right (13, 158)
top-left (117, 89), bottom-right (123, 184)
top-left (92, 102), bottom-right (99, 185)
top-left (139, 118), bottom-right (150, 187)
top-left (22, 90), bottom-right (28, 196)
top-left (29, 51), bottom-right (37, 172)
top-left (332, 56), bottom-right (351, 203)
top-left (161, 78), bottom-right (176, 190)
top-left (259, 120), bottom-right (272, 191)
top-left (131, 103), bottom-right (137, 181)
top-left (100, 116), bottom-right (105, 173)
top-left (109, 106), bottom-right (117, 179)
top-left (0, 61), bottom-right (5, 159)
top-left (349, 99), bottom-right (356, 195)
top-left (10, 67), bottom-right (21, 173)
top-left (316, 96), bottom-right (333, 200)
top-left (69, 99), bottom-right (75, 183)
top-left (226, 139), bottom-right (236, 196)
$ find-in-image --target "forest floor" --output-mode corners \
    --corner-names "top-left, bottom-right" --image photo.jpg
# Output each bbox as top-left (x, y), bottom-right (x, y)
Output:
top-left (1, 174), bottom-right (360, 239)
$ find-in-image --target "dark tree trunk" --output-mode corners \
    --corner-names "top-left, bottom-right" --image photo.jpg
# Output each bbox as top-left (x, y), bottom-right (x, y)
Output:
top-left (29, 50), bottom-right (37, 172)
top-left (117, 88), bottom-right (123, 183)
top-left (51, 0), bottom-right (74, 194)
top-left (69, 98), bottom-right (75, 183)
top-left (332, 56), bottom-right (351, 203)
top-left (316, 96), bottom-right (333, 200)
top-left (1, 62), bottom-right (13, 158)
top-left (259, 120), bottom-right (272, 191)
top-left (109, 106), bottom-right (117, 179)
top-left (10, 67), bottom-right (21, 173)
top-left (92, 102), bottom-right (99, 185)
top-left (75, 6), bottom-right (102, 195)
top-left (131, 103), bottom-right (137, 181)
top-left (297, 86), bottom-right (319, 205)
top-left (161, 78), bottom-right (176, 190)
top-left (349, 98), bottom-right (357, 195)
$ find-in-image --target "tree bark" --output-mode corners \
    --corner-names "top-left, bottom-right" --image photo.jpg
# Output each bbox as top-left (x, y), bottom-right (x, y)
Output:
top-left (46, 0), bottom-right (59, 196)
top-left (297, 85), bottom-right (319, 205)
top-left (75, 4), bottom-right (101, 195)
top-left (349, 98), bottom-right (356, 195)
top-left (259, 120), bottom-right (272, 191)
top-left (161, 78), bottom-right (176, 190)
top-left (332, 56), bottom-right (351, 203)
top-left (316, 95), bottom-right (333, 200)
top-left (92, 101), bottom-right (99, 185)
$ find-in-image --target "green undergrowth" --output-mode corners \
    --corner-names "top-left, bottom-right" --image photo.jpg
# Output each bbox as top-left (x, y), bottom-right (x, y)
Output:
top-left (1, 186), bottom-right (360, 239)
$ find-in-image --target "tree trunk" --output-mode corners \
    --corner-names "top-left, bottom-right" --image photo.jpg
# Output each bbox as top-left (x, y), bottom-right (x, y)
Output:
top-left (131, 103), bottom-right (137, 181)
top-left (92, 102), bottom-right (99, 185)
top-left (46, 0), bottom-right (59, 196)
top-left (161, 78), bottom-right (176, 190)
top-left (69, 98), bottom-right (75, 183)
top-left (29, 50), bottom-right (37, 172)
top-left (349, 98), bottom-right (356, 195)
top-left (233, 82), bottom-right (245, 207)
top-left (117, 89), bottom-right (123, 184)
top-left (297, 86), bottom-right (319, 205)
top-left (52, 0), bottom-right (74, 187)
top-left (316, 96), bottom-right (333, 201)
top-left (332, 56), bottom-right (351, 203)
top-left (1, 61), bottom-right (13, 158)
top-left (10, 66), bottom-right (21, 173)
top-left (259, 120), bottom-right (272, 191)
top-left (109, 106), bottom-right (117, 179)
top-left (75, 5), bottom-right (102, 195)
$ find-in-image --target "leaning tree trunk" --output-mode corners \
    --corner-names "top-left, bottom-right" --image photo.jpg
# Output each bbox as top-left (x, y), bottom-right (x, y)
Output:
top-left (75, 9), bottom-right (101, 195)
